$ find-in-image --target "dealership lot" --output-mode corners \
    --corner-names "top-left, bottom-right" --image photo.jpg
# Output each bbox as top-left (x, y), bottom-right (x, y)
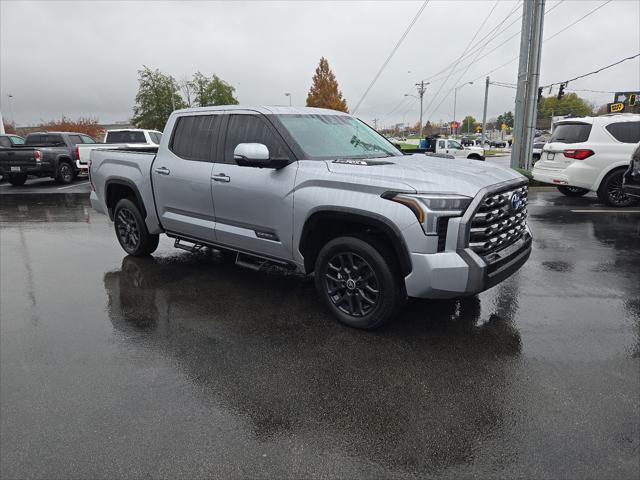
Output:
top-left (0, 191), bottom-right (638, 479)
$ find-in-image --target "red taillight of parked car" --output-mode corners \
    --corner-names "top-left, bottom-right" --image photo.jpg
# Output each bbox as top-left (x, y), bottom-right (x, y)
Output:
top-left (75, 145), bottom-right (80, 160)
top-left (563, 149), bottom-right (594, 160)
top-left (34, 150), bottom-right (42, 162)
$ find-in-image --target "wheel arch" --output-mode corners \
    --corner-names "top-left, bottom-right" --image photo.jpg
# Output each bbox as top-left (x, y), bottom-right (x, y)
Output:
top-left (298, 207), bottom-right (412, 276)
top-left (105, 178), bottom-right (147, 221)
top-left (594, 162), bottom-right (633, 191)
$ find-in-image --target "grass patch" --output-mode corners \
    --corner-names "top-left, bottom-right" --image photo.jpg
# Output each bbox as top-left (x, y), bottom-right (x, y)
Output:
top-left (514, 168), bottom-right (547, 187)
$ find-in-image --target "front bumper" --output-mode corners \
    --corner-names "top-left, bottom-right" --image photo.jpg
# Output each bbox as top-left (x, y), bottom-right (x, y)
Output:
top-left (404, 231), bottom-right (532, 299)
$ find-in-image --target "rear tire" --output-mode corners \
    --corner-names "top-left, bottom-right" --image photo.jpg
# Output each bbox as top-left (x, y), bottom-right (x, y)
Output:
top-left (597, 169), bottom-right (638, 207)
top-left (557, 186), bottom-right (589, 197)
top-left (114, 198), bottom-right (159, 256)
top-left (8, 174), bottom-right (27, 186)
top-left (314, 235), bottom-right (404, 330)
top-left (56, 161), bottom-right (74, 184)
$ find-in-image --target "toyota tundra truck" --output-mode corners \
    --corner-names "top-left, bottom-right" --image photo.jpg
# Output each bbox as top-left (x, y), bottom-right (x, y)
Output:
top-left (90, 106), bottom-right (531, 329)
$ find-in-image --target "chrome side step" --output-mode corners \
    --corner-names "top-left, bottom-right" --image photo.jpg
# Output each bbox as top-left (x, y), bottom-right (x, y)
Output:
top-left (174, 238), bottom-right (206, 253)
top-left (235, 252), bottom-right (293, 272)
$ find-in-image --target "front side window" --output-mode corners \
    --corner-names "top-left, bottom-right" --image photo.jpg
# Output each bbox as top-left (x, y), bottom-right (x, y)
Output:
top-left (224, 115), bottom-right (290, 164)
top-left (170, 115), bottom-right (220, 161)
top-left (605, 122), bottom-right (640, 143)
top-left (10, 136), bottom-right (25, 145)
top-left (550, 123), bottom-right (592, 143)
top-left (81, 135), bottom-right (96, 144)
top-left (276, 114), bottom-right (400, 160)
top-left (68, 135), bottom-right (83, 145)
top-left (149, 132), bottom-right (162, 145)
top-left (448, 140), bottom-right (463, 149)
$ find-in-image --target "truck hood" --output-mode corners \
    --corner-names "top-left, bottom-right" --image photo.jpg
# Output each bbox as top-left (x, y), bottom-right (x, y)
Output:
top-left (325, 154), bottom-right (523, 198)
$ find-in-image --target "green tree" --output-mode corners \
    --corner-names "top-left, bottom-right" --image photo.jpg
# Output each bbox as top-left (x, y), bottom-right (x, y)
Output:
top-left (461, 115), bottom-right (477, 134)
top-left (306, 57), bottom-right (348, 112)
top-left (496, 111), bottom-right (514, 128)
top-left (132, 66), bottom-right (186, 130)
top-left (537, 93), bottom-right (593, 119)
top-left (190, 71), bottom-right (239, 107)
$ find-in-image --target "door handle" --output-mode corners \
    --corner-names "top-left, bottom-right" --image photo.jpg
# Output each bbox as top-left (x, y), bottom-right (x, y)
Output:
top-left (154, 167), bottom-right (170, 175)
top-left (211, 173), bottom-right (230, 183)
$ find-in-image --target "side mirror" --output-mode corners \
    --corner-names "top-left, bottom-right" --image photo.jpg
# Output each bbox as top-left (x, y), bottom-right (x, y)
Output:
top-left (233, 143), bottom-right (288, 169)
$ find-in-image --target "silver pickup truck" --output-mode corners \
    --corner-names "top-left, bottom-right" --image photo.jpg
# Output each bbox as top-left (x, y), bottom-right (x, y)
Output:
top-left (90, 106), bottom-right (532, 329)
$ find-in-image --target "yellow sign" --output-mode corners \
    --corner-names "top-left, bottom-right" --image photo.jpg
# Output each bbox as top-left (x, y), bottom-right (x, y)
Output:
top-left (475, 125), bottom-right (481, 132)
top-left (501, 123), bottom-right (508, 131)
top-left (609, 102), bottom-right (625, 113)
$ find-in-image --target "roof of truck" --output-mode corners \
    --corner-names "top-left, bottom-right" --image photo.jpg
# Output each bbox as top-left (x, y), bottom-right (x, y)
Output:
top-left (172, 105), bottom-right (351, 116)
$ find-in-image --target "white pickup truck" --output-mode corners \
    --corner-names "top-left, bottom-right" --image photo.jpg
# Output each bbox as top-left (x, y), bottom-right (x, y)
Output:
top-left (75, 128), bottom-right (162, 173)
top-left (398, 136), bottom-right (485, 161)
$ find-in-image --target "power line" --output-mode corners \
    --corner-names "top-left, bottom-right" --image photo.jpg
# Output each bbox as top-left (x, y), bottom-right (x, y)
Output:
top-left (541, 53), bottom-right (640, 88)
top-left (352, 0), bottom-right (430, 114)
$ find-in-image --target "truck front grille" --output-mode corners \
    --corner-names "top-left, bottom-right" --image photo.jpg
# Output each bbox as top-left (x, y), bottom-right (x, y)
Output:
top-left (469, 184), bottom-right (528, 256)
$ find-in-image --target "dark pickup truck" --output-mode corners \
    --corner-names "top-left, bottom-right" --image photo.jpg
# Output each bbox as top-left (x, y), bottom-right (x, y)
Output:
top-left (0, 131), bottom-right (95, 186)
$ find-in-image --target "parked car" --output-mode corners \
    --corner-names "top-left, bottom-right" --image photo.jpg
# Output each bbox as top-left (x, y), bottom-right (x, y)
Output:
top-left (0, 131), bottom-right (94, 186)
top-left (532, 138), bottom-right (547, 164)
top-left (622, 144), bottom-right (640, 199)
top-left (76, 128), bottom-right (162, 174)
top-left (532, 114), bottom-right (640, 206)
top-left (489, 140), bottom-right (507, 148)
top-left (89, 106), bottom-right (531, 329)
top-left (0, 134), bottom-right (25, 148)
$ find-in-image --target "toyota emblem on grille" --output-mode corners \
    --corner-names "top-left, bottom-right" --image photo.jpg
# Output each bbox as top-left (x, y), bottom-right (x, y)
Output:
top-left (510, 193), bottom-right (522, 211)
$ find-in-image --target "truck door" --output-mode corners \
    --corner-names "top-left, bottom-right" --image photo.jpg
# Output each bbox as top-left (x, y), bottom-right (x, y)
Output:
top-left (151, 113), bottom-right (220, 242)
top-left (211, 113), bottom-right (298, 260)
top-left (438, 139), bottom-right (447, 154)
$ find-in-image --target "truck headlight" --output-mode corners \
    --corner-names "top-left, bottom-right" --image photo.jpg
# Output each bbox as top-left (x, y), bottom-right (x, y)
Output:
top-left (383, 193), bottom-right (472, 234)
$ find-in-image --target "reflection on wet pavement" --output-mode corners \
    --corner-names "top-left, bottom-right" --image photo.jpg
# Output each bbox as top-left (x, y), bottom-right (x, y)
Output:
top-left (1, 193), bottom-right (638, 479)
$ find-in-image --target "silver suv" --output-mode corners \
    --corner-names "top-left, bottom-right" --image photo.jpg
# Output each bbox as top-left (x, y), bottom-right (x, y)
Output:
top-left (89, 106), bottom-right (531, 329)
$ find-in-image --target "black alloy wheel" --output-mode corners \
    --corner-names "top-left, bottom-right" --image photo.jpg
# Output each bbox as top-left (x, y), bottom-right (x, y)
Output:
top-left (598, 169), bottom-right (638, 207)
top-left (115, 207), bottom-right (141, 253)
top-left (325, 252), bottom-right (380, 317)
top-left (57, 162), bottom-right (73, 184)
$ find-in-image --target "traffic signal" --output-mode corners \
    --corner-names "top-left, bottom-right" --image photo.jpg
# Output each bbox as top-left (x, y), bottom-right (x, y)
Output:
top-left (538, 87), bottom-right (543, 101)
top-left (557, 83), bottom-right (566, 100)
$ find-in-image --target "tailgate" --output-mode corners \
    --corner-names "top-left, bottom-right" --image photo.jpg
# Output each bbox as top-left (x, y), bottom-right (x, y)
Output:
top-left (536, 143), bottom-right (573, 170)
top-left (0, 149), bottom-right (38, 172)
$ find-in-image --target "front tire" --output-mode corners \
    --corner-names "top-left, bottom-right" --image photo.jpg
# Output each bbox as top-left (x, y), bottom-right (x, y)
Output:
top-left (114, 198), bottom-right (159, 256)
top-left (557, 185), bottom-right (589, 197)
top-left (56, 161), bottom-right (74, 184)
top-left (597, 169), bottom-right (638, 207)
top-left (8, 174), bottom-right (27, 186)
top-left (314, 236), bottom-right (404, 329)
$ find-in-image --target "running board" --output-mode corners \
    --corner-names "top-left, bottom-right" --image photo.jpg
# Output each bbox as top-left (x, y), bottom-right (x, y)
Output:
top-left (235, 252), bottom-right (293, 272)
top-left (174, 238), bottom-right (206, 253)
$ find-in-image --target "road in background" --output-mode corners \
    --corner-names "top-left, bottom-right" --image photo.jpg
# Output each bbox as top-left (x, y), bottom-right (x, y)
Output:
top-left (0, 177), bottom-right (91, 194)
top-left (1, 192), bottom-right (638, 479)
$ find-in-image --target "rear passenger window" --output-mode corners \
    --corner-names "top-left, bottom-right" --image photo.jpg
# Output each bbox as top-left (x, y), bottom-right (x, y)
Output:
top-left (68, 135), bottom-right (83, 145)
top-left (605, 122), bottom-right (640, 143)
top-left (224, 115), bottom-right (290, 164)
top-left (170, 115), bottom-right (220, 161)
top-left (0, 137), bottom-right (11, 147)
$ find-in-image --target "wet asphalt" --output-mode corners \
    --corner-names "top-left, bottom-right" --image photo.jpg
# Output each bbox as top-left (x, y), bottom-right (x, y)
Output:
top-left (0, 192), bottom-right (639, 479)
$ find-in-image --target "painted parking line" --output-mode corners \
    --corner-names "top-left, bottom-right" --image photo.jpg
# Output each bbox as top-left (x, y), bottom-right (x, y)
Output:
top-left (571, 209), bottom-right (640, 213)
top-left (57, 181), bottom-right (90, 190)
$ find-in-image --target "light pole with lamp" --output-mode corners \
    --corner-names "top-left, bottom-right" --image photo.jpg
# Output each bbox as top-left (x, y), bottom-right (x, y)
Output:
top-left (453, 81), bottom-right (473, 136)
top-left (284, 93), bottom-right (291, 106)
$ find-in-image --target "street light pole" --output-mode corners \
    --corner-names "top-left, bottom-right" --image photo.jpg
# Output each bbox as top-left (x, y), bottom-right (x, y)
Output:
top-left (453, 82), bottom-right (473, 136)
top-left (481, 77), bottom-right (490, 146)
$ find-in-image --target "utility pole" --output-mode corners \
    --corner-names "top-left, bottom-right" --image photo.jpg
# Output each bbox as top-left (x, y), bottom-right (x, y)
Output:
top-left (372, 118), bottom-right (379, 131)
top-left (512, 0), bottom-right (545, 169)
top-left (481, 76), bottom-right (490, 146)
top-left (416, 81), bottom-right (427, 138)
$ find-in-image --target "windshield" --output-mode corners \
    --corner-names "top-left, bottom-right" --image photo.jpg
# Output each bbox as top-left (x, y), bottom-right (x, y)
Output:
top-left (276, 114), bottom-right (401, 160)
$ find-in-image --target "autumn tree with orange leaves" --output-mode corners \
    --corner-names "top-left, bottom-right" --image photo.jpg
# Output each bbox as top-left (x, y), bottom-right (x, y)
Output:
top-left (306, 57), bottom-right (348, 112)
top-left (39, 116), bottom-right (104, 139)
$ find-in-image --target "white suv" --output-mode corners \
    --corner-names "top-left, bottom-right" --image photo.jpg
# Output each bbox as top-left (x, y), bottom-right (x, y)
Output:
top-left (532, 114), bottom-right (640, 207)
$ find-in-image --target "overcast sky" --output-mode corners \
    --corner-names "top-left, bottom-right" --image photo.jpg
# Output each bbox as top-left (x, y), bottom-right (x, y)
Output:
top-left (1, 0), bottom-right (639, 128)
